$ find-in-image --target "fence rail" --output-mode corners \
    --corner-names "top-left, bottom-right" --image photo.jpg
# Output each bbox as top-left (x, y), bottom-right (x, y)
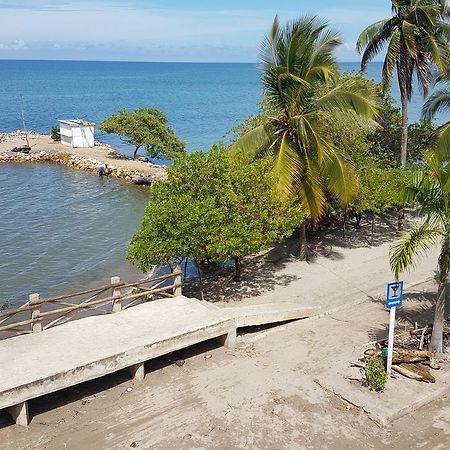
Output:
top-left (0, 267), bottom-right (182, 339)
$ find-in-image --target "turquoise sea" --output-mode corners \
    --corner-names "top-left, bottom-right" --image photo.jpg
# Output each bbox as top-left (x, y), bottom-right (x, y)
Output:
top-left (0, 60), bottom-right (443, 305)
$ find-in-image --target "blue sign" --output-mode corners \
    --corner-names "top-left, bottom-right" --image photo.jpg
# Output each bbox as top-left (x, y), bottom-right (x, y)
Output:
top-left (386, 281), bottom-right (404, 308)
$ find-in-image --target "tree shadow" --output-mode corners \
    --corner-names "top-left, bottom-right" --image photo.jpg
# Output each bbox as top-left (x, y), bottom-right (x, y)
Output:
top-left (310, 210), bottom-right (407, 250)
top-left (183, 248), bottom-right (299, 303)
top-left (366, 291), bottom-right (437, 343)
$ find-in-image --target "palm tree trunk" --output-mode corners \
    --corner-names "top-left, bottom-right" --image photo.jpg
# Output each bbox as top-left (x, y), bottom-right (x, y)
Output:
top-left (431, 239), bottom-right (450, 354)
top-left (299, 222), bottom-right (307, 260)
top-left (133, 145), bottom-right (140, 159)
top-left (400, 92), bottom-right (408, 167)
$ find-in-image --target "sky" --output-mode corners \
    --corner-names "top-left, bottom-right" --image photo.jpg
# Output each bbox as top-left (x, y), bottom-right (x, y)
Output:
top-left (0, 0), bottom-right (392, 62)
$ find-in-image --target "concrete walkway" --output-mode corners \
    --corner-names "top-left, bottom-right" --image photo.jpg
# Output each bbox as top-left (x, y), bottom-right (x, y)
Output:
top-left (0, 296), bottom-right (316, 427)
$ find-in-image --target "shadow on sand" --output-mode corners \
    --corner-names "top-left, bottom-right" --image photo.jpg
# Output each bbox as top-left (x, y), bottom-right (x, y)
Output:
top-left (183, 209), bottom-right (407, 303)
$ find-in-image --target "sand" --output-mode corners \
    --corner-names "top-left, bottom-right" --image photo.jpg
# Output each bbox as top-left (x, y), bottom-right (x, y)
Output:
top-left (0, 211), bottom-right (448, 449)
top-left (0, 133), bottom-right (167, 182)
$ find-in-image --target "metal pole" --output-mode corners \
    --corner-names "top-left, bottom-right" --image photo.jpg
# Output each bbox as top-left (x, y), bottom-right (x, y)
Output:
top-left (386, 306), bottom-right (396, 376)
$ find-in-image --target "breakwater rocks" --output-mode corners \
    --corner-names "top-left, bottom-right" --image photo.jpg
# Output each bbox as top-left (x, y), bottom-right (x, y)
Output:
top-left (0, 150), bottom-right (165, 185)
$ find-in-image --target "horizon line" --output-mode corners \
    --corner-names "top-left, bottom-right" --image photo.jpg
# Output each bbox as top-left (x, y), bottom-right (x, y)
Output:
top-left (0, 58), bottom-right (380, 65)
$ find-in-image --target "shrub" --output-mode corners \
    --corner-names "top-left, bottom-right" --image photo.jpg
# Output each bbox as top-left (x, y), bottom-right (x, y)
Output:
top-left (51, 126), bottom-right (60, 142)
top-left (365, 357), bottom-right (387, 392)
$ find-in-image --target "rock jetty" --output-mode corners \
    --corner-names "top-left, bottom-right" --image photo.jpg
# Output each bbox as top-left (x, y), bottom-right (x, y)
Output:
top-left (0, 132), bottom-right (167, 185)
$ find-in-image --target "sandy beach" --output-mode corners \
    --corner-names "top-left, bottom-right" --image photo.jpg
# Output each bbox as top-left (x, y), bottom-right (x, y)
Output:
top-left (0, 132), bottom-right (167, 183)
top-left (0, 212), bottom-right (448, 449)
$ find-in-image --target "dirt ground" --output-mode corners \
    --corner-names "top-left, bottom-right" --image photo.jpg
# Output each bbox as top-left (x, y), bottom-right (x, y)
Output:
top-left (1, 212), bottom-right (449, 449)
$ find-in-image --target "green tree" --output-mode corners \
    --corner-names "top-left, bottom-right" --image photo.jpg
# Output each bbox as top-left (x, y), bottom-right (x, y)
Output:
top-left (357, 0), bottom-right (450, 166)
top-left (128, 148), bottom-right (302, 289)
top-left (229, 16), bottom-right (379, 259)
top-left (99, 108), bottom-right (185, 160)
top-left (353, 163), bottom-right (411, 243)
top-left (390, 152), bottom-right (450, 354)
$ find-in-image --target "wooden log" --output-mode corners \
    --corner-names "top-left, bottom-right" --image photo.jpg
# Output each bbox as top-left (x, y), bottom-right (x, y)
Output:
top-left (392, 364), bottom-right (424, 381)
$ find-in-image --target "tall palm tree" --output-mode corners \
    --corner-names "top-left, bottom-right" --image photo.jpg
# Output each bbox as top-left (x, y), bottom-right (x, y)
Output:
top-left (390, 152), bottom-right (450, 354)
top-left (357, 0), bottom-right (450, 167)
top-left (229, 16), bottom-right (379, 259)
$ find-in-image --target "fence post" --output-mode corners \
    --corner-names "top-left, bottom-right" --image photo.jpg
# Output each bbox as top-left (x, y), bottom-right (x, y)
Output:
top-left (173, 264), bottom-right (182, 296)
top-left (111, 276), bottom-right (122, 312)
top-left (30, 293), bottom-right (42, 333)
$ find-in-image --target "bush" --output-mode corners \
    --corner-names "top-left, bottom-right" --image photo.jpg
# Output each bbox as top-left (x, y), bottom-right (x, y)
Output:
top-left (51, 126), bottom-right (60, 142)
top-left (365, 357), bottom-right (387, 392)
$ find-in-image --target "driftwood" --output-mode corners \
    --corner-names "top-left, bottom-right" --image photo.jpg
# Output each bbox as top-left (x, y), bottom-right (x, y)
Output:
top-left (392, 348), bottom-right (433, 364)
top-left (392, 363), bottom-right (435, 383)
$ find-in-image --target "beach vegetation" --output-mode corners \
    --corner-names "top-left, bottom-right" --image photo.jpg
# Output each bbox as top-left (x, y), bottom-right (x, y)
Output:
top-left (357, 0), bottom-right (450, 166)
top-left (229, 16), bottom-right (379, 259)
top-left (127, 147), bottom-right (302, 294)
top-left (99, 107), bottom-right (186, 160)
top-left (51, 126), bottom-right (60, 142)
top-left (365, 357), bottom-right (387, 392)
top-left (390, 151), bottom-right (450, 354)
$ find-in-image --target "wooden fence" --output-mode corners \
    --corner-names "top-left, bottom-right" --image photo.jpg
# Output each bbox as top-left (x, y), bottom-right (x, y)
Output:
top-left (0, 267), bottom-right (182, 339)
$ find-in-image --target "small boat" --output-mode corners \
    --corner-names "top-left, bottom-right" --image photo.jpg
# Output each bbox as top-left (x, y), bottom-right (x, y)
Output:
top-left (11, 145), bottom-right (31, 154)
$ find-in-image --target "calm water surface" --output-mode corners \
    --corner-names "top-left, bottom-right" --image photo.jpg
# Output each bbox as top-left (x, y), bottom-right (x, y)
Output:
top-left (0, 164), bottom-right (149, 305)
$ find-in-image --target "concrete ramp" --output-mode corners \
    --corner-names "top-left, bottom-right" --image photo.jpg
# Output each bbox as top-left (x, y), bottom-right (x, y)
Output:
top-left (223, 303), bottom-right (319, 328)
top-left (0, 295), bottom-right (316, 427)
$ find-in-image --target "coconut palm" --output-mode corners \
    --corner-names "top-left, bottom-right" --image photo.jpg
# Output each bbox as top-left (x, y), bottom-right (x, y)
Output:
top-left (357, 0), bottom-right (450, 167)
top-left (423, 75), bottom-right (450, 156)
top-left (390, 152), bottom-right (450, 354)
top-left (229, 16), bottom-right (379, 259)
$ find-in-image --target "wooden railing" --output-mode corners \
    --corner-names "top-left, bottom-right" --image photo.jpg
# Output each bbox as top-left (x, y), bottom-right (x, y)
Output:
top-left (0, 267), bottom-right (182, 339)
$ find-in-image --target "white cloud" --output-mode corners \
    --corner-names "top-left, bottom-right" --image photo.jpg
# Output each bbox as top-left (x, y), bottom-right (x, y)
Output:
top-left (0, 39), bottom-right (29, 50)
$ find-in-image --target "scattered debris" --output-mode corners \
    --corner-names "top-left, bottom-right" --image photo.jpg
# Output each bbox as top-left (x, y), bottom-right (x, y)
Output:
top-left (175, 359), bottom-right (185, 367)
top-left (204, 354), bottom-right (212, 359)
top-left (130, 441), bottom-right (139, 448)
top-left (183, 433), bottom-right (192, 440)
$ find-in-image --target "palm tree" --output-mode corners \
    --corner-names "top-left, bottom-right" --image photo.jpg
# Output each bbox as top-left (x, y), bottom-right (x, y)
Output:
top-left (390, 152), bottom-right (450, 354)
top-left (229, 16), bottom-right (379, 259)
top-left (423, 75), bottom-right (450, 154)
top-left (357, 0), bottom-right (450, 167)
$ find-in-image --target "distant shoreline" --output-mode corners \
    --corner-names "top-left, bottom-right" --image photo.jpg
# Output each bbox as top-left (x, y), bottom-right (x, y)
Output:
top-left (0, 131), bottom-right (167, 184)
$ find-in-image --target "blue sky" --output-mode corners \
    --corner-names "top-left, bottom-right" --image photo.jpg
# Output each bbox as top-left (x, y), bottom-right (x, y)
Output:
top-left (0, 1), bottom-right (391, 62)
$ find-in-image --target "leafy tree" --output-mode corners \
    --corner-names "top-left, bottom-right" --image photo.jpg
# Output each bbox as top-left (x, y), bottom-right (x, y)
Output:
top-left (229, 16), bottom-right (378, 259)
top-left (357, 0), bottom-right (450, 166)
top-left (390, 151), bottom-right (450, 354)
top-left (99, 108), bottom-right (185, 160)
top-left (353, 163), bottom-right (411, 242)
top-left (128, 148), bottom-right (302, 290)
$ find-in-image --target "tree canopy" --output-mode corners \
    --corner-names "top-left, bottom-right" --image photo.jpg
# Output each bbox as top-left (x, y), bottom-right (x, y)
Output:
top-left (127, 147), bottom-right (302, 281)
top-left (99, 107), bottom-right (186, 160)
top-left (357, 0), bottom-right (450, 166)
top-left (229, 16), bottom-right (379, 232)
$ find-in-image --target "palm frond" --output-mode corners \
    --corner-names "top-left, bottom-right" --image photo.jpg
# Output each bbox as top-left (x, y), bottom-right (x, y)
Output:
top-left (271, 131), bottom-right (302, 198)
top-left (423, 87), bottom-right (450, 120)
top-left (390, 222), bottom-right (442, 279)
top-left (314, 80), bottom-right (379, 121)
top-left (228, 123), bottom-right (275, 162)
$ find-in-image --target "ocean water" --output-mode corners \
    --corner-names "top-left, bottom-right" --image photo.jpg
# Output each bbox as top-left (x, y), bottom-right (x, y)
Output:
top-left (0, 60), bottom-right (444, 305)
top-left (0, 61), bottom-right (437, 154)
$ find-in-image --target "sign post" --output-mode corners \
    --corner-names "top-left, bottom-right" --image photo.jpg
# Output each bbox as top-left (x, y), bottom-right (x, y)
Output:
top-left (385, 281), bottom-right (404, 376)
